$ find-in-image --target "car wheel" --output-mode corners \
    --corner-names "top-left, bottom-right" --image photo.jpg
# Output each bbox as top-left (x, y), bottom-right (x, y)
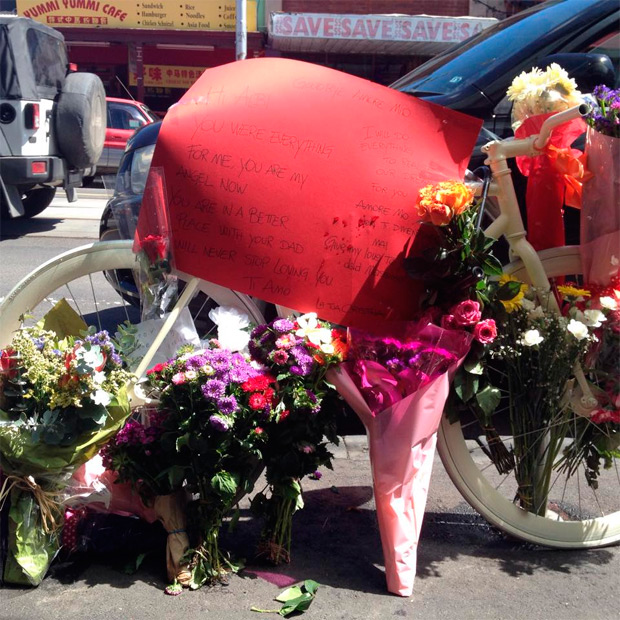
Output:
top-left (20, 187), bottom-right (57, 218)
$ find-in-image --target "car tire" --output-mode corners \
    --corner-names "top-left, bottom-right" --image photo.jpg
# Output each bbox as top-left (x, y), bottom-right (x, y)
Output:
top-left (0, 186), bottom-right (56, 218)
top-left (55, 72), bottom-right (106, 169)
top-left (21, 186), bottom-right (57, 218)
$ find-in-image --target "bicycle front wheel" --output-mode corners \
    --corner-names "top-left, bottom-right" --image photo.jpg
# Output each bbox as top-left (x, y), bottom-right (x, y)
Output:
top-left (438, 245), bottom-right (620, 548)
top-left (0, 240), bottom-right (267, 348)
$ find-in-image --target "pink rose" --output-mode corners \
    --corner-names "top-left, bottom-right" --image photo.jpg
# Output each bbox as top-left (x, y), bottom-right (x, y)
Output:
top-left (451, 300), bottom-right (482, 327)
top-left (172, 372), bottom-right (186, 385)
top-left (473, 319), bottom-right (497, 344)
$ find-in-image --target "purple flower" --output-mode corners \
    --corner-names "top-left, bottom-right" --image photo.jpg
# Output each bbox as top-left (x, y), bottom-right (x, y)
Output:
top-left (217, 395), bottom-right (238, 415)
top-left (272, 318), bottom-right (295, 333)
top-left (210, 349), bottom-right (232, 372)
top-left (250, 324), bottom-right (269, 339)
top-left (186, 354), bottom-right (209, 369)
top-left (202, 379), bottom-right (226, 400)
top-left (209, 415), bottom-right (230, 432)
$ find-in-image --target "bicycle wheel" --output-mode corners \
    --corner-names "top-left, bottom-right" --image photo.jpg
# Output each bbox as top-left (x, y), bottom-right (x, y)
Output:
top-left (438, 245), bottom-right (620, 548)
top-left (0, 240), bottom-right (267, 348)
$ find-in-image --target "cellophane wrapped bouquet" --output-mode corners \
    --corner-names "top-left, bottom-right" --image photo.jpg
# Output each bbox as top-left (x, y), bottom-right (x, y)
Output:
top-left (328, 180), bottom-right (504, 596)
top-left (581, 85), bottom-right (620, 285)
top-left (0, 316), bottom-right (130, 586)
top-left (248, 313), bottom-right (347, 564)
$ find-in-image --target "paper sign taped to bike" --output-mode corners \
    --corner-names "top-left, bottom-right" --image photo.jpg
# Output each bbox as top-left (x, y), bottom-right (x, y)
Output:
top-left (137, 57), bottom-right (482, 328)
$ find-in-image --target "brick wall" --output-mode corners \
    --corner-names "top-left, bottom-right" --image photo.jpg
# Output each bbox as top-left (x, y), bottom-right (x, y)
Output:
top-left (281, 1), bottom-right (470, 17)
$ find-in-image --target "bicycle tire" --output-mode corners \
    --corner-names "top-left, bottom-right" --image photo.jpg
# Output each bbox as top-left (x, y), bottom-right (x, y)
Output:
top-left (0, 240), bottom-right (267, 347)
top-left (437, 245), bottom-right (620, 548)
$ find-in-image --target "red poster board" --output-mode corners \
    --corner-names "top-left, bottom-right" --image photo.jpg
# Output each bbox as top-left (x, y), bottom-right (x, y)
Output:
top-left (137, 58), bottom-right (481, 328)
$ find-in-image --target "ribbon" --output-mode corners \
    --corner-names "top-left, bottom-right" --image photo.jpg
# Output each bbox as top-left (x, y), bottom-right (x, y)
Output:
top-left (515, 113), bottom-right (587, 251)
top-left (545, 145), bottom-right (593, 209)
top-left (0, 474), bottom-right (64, 534)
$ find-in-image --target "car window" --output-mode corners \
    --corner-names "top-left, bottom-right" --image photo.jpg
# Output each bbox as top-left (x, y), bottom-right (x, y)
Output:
top-left (589, 31), bottom-right (620, 87)
top-left (108, 102), bottom-right (148, 130)
top-left (26, 28), bottom-right (67, 93)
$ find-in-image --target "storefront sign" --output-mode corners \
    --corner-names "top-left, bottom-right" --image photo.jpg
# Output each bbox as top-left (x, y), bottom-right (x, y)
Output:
top-left (129, 64), bottom-right (205, 89)
top-left (17, 1), bottom-right (258, 31)
top-left (271, 12), bottom-right (496, 45)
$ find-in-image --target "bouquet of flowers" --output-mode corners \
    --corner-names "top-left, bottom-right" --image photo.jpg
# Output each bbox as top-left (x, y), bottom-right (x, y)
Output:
top-left (248, 314), bottom-right (347, 564)
top-left (114, 341), bottom-right (275, 589)
top-left (449, 273), bottom-right (620, 515)
top-left (581, 85), bottom-right (620, 285)
top-left (0, 321), bottom-right (131, 585)
top-left (507, 62), bottom-right (582, 131)
top-left (324, 181), bottom-right (497, 596)
top-left (507, 63), bottom-right (588, 251)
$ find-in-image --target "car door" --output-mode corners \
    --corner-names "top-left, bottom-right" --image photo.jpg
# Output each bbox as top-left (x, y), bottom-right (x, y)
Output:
top-left (105, 101), bottom-right (150, 172)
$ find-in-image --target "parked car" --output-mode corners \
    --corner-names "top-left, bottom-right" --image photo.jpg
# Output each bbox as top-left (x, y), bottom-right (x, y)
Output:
top-left (391, 0), bottom-right (619, 139)
top-left (95, 97), bottom-right (158, 176)
top-left (101, 0), bottom-right (618, 246)
top-left (0, 14), bottom-right (106, 218)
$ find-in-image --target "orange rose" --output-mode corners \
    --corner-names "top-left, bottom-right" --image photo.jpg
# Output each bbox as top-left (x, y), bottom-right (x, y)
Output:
top-left (416, 181), bottom-right (474, 225)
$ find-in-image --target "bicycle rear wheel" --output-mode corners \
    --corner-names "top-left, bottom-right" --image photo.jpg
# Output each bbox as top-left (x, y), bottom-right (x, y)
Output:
top-left (438, 245), bottom-right (620, 548)
top-left (0, 239), bottom-right (266, 348)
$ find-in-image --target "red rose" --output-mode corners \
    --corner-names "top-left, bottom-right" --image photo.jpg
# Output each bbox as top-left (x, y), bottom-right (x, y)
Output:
top-left (140, 234), bottom-right (168, 263)
top-left (451, 300), bottom-right (482, 327)
top-left (473, 319), bottom-right (497, 344)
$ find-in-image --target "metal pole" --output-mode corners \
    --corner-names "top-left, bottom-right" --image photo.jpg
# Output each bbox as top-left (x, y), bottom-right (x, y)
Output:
top-left (236, 0), bottom-right (247, 60)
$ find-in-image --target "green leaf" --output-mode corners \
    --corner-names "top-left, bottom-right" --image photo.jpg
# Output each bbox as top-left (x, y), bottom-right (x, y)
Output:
top-left (482, 255), bottom-right (504, 276)
top-left (189, 560), bottom-right (207, 590)
top-left (464, 360), bottom-right (484, 375)
top-left (453, 372), bottom-right (478, 403)
top-left (496, 280), bottom-right (522, 301)
top-left (304, 580), bottom-right (319, 595)
top-left (176, 433), bottom-right (190, 452)
top-left (279, 594), bottom-right (314, 617)
top-left (211, 471), bottom-right (239, 501)
top-left (275, 586), bottom-right (303, 603)
top-left (475, 385), bottom-right (502, 418)
top-left (228, 507), bottom-right (241, 533)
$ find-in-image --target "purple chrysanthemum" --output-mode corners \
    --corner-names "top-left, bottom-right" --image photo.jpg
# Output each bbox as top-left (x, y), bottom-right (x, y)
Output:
top-left (217, 395), bottom-right (238, 415)
top-left (202, 379), bottom-right (226, 400)
top-left (209, 415), bottom-right (230, 432)
top-left (186, 354), bottom-right (209, 369)
top-left (272, 318), bottom-right (295, 333)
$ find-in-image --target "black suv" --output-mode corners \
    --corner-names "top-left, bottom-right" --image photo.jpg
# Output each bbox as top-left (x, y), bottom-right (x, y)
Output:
top-left (392, 0), bottom-right (619, 139)
top-left (0, 15), bottom-right (106, 218)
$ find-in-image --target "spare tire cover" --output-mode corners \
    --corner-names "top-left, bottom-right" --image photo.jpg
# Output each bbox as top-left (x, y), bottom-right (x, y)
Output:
top-left (55, 72), bottom-right (106, 169)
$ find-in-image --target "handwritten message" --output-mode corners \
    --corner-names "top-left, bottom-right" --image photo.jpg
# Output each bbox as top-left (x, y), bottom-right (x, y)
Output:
top-left (137, 58), bottom-right (481, 328)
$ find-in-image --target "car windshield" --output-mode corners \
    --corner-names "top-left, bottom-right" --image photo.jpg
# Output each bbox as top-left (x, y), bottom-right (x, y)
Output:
top-left (392, 0), bottom-right (587, 97)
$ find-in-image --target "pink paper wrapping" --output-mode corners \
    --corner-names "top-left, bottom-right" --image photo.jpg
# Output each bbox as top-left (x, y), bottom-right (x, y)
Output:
top-left (580, 129), bottom-right (620, 286)
top-left (67, 455), bottom-right (158, 523)
top-left (327, 326), bottom-right (470, 596)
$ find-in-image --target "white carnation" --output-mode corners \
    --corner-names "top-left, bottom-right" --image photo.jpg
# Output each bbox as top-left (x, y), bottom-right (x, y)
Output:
top-left (583, 309), bottom-right (606, 328)
top-left (567, 319), bottom-right (589, 340)
top-left (599, 296), bottom-right (617, 310)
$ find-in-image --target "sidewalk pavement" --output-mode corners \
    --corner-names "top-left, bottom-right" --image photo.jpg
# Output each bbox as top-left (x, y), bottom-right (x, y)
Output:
top-left (2, 436), bottom-right (619, 620)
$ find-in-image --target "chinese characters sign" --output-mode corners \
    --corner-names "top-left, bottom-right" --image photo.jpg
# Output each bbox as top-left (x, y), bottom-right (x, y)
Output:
top-left (17, 1), bottom-right (258, 31)
top-left (129, 64), bottom-right (206, 89)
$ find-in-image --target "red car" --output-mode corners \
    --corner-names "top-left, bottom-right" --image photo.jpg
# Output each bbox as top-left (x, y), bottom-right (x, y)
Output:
top-left (96, 97), bottom-right (159, 175)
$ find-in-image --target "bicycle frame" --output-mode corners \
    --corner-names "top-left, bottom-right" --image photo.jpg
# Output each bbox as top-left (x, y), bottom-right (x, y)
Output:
top-left (477, 103), bottom-right (597, 413)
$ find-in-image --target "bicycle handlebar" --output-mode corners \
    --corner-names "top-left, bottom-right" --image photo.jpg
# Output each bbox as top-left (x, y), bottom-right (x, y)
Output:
top-left (532, 102), bottom-right (591, 150)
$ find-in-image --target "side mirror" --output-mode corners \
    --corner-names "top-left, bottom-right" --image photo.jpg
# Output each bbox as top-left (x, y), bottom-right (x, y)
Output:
top-left (540, 53), bottom-right (616, 92)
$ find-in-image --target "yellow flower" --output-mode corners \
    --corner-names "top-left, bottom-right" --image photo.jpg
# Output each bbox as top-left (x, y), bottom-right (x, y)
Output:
top-left (557, 285), bottom-right (591, 298)
top-left (498, 274), bottom-right (527, 313)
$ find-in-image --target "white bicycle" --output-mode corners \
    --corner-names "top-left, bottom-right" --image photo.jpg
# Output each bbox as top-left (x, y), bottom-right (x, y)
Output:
top-left (0, 105), bottom-right (618, 549)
